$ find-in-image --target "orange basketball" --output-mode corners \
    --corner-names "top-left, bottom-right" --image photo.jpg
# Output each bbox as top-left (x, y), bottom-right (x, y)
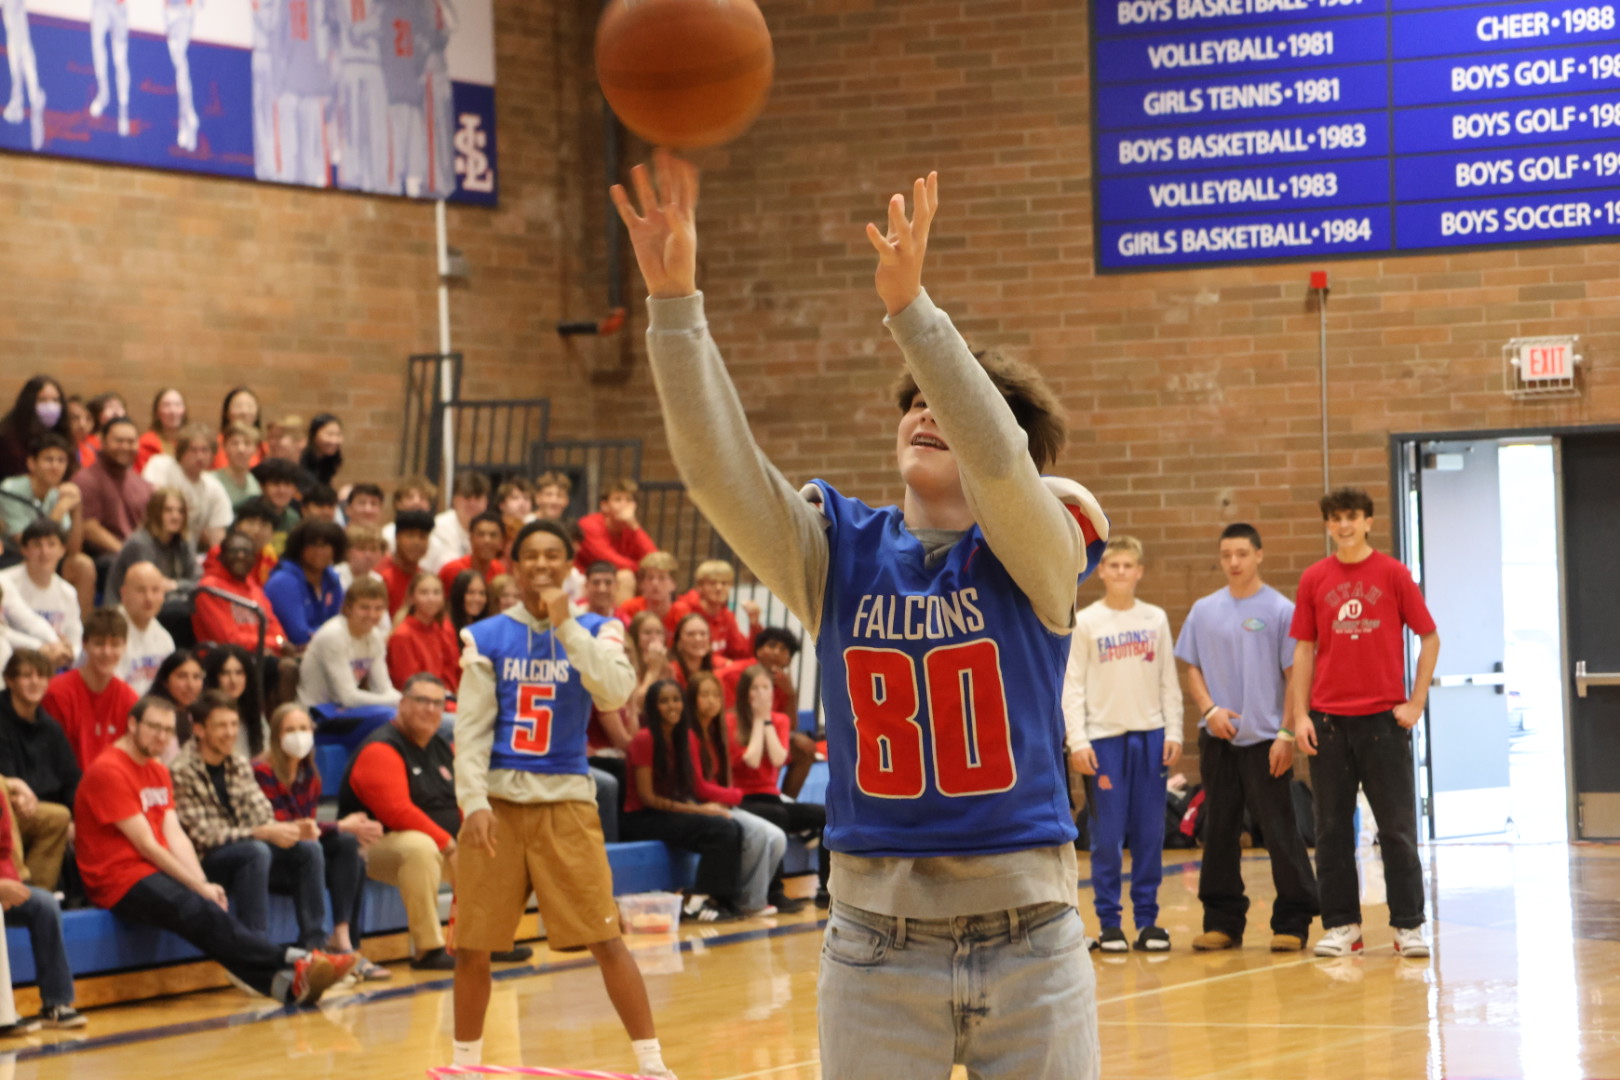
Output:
top-left (595, 0), bottom-right (774, 149)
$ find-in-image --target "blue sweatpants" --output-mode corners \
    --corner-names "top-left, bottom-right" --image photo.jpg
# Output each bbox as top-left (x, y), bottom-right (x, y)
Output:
top-left (1087, 728), bottom-right (1167, 930)
top-left (311, 703), bottom-right (397, 753)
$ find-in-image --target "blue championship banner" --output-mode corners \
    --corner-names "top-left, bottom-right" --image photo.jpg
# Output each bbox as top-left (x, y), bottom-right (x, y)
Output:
top-left (0, 0), bottom-right (497, 205)
top-left (1091, 0), bottom-right (1620, 270)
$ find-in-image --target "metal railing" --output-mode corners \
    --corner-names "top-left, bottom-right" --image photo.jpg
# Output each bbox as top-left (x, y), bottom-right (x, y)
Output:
top-left (399, 353), bottom-right (462, 479)
top-left (452, 398), bottom-right (551, 483)
top-left (637, 480), bottom-right (734, 585)
top-left (527, 437), bottom-right (644, 517)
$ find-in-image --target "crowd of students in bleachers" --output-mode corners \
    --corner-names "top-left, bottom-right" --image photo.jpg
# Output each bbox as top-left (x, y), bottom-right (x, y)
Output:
top-left (0, 374), bottom-right (829, 1030)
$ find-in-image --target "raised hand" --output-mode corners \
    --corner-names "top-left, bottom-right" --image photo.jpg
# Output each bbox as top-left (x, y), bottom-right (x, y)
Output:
top-left (865, 172), bottom-right (939, 317)
top-left (610, 148), bottom-right (699, 300)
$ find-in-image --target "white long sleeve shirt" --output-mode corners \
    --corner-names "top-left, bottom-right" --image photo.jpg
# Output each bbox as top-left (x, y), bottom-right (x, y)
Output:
top-left (297, 615), bottom-right (401, 709)
top-left (1063, 599), bottom-right (1184, 751)
top-left (0, 566), bottom-right (81, 657)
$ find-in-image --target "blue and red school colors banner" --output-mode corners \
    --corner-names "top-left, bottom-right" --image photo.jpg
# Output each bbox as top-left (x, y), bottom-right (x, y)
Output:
top-left (0, 0), bottom-right (496, 204)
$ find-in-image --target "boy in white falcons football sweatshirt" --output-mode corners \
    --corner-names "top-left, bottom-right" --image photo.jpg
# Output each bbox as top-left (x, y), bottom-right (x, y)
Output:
top-left (1063, 535), bottom-right (1183, 952)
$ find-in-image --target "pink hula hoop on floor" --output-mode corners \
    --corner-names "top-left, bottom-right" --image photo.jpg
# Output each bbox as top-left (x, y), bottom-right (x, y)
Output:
top-left (429, 1068), bottom-right (659, 1079)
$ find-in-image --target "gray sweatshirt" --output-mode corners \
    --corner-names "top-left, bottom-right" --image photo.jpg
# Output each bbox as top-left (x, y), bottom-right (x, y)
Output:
top-left (645, 288), bottom-right (1103, 919)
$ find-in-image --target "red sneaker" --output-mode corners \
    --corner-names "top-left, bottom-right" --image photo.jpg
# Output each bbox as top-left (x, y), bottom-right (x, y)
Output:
top-left (289, 951), bottom-right (358, 1005)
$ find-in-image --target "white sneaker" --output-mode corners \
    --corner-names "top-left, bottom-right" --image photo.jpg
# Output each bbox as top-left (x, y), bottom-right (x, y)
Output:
top-left (1314, 924), bottom-right (1363, 957)
top-left (1392, 926), bottom-right (1430, 958)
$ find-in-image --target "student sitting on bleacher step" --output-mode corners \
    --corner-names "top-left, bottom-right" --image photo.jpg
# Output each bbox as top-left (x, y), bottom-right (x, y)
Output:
top-left (74, 696), bottom-right (357, 1005)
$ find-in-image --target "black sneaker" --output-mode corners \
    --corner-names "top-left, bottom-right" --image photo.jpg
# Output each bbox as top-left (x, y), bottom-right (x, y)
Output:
top-left (34, 1005), bottom-right (86, 1030)
top-left (814, 888), bottom-right (831, 910)
top-left (769, 894), bottom-right (809, 914)
top-left (0, 1016), bottom-right (41, 1037)
top-left (409, 947), bottom-right (457, 971)
top-left (1135, 926), bottom-right (1171, 952)
top-left (681, 898), bottom-right (738, 924)
top-left (491, 946), bottom-right (533, 963)
top-left (1093, 926), bottom-right (1128, 953)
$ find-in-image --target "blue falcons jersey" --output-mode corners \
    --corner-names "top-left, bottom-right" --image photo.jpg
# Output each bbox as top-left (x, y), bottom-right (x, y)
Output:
top-left (466, 610), bottom-right (617, 777)
top-left (813, 480), bottom-right (1104, 858)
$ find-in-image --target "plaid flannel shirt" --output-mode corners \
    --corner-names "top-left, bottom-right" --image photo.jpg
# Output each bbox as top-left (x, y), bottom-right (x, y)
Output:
top-left (252, 759), bottom-right (335, 835)
top-left (172, 742), bottom-right (277, 856)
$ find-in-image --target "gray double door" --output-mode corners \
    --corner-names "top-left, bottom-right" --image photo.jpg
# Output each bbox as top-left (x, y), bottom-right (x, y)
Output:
top-left (1404, 429), bottom-right (1620, 840)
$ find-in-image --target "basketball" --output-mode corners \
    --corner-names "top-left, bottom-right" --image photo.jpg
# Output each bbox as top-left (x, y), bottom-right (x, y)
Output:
top-left (595, 0), bottom-right (774, 149)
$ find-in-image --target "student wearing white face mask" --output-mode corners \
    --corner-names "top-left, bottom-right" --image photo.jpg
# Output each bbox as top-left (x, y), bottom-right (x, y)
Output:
top-left (252, 704), bottom-right (390, 979)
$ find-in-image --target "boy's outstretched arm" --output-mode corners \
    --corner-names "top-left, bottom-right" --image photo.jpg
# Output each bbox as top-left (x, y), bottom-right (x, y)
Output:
top-left (868, 175), bottom-right (1092, 633)
top-left (612, 152), bottom-right (830, 636)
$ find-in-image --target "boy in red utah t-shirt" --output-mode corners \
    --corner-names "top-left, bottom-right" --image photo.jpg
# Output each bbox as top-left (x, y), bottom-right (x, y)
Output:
top-left (1291, 488), bottom-right (1440, 961)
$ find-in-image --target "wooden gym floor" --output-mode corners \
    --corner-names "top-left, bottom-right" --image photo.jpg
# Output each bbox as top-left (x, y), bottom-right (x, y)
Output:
top-left (4, 843), bottom-right (1618, 1080)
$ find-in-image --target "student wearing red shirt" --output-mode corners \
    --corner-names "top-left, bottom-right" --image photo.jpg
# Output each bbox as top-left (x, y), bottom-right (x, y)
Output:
top-left (667, 560), bottom-right (757, 662)
top-left (613, 551), bottom-right (679, 628)
top-left (387, 572), bottom-right (461, 693)
top-left (686, 671), bottom-right (786, 917)
top-left (1292, 488), bottom-right (1440, 960)
top-left (573, 479), bottom-right (658, 601)
top-left (135, 388), bottom-right (187, 473)
top-left (667, 612), bottom-right (713, 690)
top-left (437, 512), bottom-right (510, 593)
top-left (716, 626), bottom-right (820, 799)
top-left (193, 531), bottom-right (291, 654)
top-left (622, 679), bottom-right (744, 923)
top-left (378, 510), bottom-right (435, 614)
top-left (728, 665), bottom-right (830, 909)
top-left (42, 608), bottom-right (137, 772)
top-left (74, 696), bottom-right (355, 1003)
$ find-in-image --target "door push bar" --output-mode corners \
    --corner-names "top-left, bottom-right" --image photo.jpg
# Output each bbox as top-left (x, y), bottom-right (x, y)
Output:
top-left (1430, 673), bottom-right (1508, 689)
top-left (1576, 661), bottom-right (1620, 699)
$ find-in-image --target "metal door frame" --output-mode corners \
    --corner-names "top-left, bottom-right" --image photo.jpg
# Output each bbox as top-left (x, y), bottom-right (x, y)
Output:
top-left (1388, 422), bottom-right (1620, 843)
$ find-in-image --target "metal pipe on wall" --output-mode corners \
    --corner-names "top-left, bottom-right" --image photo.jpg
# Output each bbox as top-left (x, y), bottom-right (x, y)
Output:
top-left (436, 199), bottom-right (455, 496)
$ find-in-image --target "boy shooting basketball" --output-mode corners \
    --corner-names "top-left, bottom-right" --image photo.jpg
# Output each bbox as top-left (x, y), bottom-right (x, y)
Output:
top-left (614, 152), bottom-right (1108, 1079)
top-left (451, 519), bottom-right (675, 1079)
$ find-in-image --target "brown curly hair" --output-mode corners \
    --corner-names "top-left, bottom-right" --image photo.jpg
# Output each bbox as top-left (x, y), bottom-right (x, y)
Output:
top-left (889, 348), bottom-right (1067, 472)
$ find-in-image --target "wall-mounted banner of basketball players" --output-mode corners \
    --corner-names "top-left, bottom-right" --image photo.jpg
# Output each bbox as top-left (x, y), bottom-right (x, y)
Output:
top-left (0, 0), bottom-right (497, 204)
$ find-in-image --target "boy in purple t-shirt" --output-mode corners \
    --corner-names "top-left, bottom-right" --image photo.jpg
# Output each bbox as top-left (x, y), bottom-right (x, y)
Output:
top-left (1175, 523), bottom-right (1317, 953)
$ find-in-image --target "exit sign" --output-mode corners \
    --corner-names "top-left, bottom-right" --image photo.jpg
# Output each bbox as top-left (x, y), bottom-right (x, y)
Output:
top-left (1519, 341), bottom-right (1573, 381)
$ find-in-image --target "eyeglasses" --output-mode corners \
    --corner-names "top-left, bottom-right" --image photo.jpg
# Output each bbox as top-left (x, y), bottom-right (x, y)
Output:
top-left (406, 694), bottom-right (447, 710)
top-left (139, 720), bottom-right (177, 735)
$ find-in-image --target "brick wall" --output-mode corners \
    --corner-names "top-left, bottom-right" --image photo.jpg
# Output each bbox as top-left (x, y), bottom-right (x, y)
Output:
top-left (594, 0), bottom-right (1620, 698)
top-left (0, 0), bottom-right (609, 486)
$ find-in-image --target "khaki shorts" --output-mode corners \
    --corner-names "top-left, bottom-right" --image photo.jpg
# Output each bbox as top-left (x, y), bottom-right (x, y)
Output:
top-left (454, 798), bottom-right (621, 953)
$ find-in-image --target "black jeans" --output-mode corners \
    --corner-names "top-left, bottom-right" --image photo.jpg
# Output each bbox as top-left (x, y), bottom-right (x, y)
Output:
top-left (620, 810), bottom-right (743, 905)
top-left (1197, 732), bottom-right (1319, 939)
top-left (320, 830), bottom-right (365, 941)
top-left (740, 793), bottom-right (830, 892)
top-left (112, 872), bottom-right (296, 1000)
top-left (1310, 710), bottom-right (1425, 930)
top-left (203, 839), bottom-right (328, 950)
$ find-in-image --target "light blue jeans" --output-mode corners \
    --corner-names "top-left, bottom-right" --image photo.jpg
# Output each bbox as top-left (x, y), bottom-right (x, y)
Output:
top-left (732, 807), bottom-right (786, 913)
top-left (818, 900), bottom-right (1099, 1080)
